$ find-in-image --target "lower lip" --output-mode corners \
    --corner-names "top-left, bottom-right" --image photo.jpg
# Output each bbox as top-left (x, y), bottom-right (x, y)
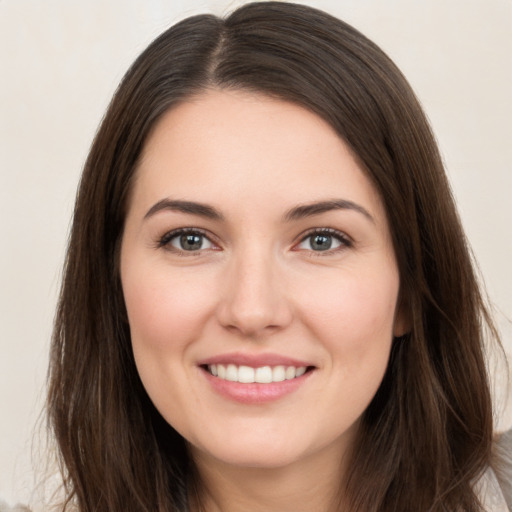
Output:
top-left (201, 367), bottom-right (313, 404)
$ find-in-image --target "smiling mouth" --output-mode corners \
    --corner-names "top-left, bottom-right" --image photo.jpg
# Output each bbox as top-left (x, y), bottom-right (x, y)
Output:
top-left (203, 364), bottom-right (313, 384)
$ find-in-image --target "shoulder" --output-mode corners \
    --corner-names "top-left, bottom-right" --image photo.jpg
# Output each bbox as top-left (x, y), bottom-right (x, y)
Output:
top-left (0, 499), bottom-right (31, 512)
top-left (477, 466), bottom-right (510, 512)
top-left (493, 428), bottom-right (512, 510)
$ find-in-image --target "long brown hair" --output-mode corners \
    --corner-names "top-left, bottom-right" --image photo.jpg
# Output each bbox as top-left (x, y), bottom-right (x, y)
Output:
top-left (48, 2), bottom-right (497, 510)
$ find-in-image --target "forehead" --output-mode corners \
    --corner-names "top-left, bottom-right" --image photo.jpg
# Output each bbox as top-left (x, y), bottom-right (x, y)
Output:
top-left (131, 89), bottom-right (386, 223)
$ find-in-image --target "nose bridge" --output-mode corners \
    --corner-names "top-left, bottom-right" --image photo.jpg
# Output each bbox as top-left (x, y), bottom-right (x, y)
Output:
top-left (217, 241), bottom-right (291, 336)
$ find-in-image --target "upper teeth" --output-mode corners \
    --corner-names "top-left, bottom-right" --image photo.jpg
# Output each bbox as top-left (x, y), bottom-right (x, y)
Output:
top-left (208, 364), bottom-right (307, 383)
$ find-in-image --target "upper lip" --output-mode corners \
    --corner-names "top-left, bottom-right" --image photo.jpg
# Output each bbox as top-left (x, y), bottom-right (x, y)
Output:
top-left (198, 352), bottom-right (314, 368)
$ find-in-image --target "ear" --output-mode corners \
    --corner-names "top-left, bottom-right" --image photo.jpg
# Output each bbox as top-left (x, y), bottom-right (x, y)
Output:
top-left (393, 292), bottom-right (411, 337)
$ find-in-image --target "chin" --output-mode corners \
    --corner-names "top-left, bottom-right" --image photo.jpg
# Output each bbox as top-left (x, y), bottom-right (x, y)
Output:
top-left (187, 430), bottom-right (308, 468)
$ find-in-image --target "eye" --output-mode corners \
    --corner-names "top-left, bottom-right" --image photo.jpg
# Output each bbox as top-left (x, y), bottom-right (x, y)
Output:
top-left (159, 229), bottom-right (216, 252)
top-left (295, 229), bottom-right (351, 253)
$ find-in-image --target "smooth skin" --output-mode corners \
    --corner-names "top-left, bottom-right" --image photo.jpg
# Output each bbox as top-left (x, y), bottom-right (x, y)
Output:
top-left (120, 89), bottom-right (407, 512)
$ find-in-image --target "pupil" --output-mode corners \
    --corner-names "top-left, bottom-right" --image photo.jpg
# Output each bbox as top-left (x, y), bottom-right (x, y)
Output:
top-left (312, 234), bottom-right (332, 251)
top-left (181, 234), bottom-right (202, 250)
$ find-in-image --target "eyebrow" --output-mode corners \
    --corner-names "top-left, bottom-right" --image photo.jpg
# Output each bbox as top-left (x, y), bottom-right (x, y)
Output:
top-left (284, 199), bottom-right (375, 223)
top-left (144, 199), bottom-right (225, 221)
top-left (144, 198), bottom-right (374, 224)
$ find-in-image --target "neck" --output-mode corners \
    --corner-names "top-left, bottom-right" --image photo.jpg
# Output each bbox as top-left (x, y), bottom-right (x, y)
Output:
top-left (188, 443), bottom-right (351, 512)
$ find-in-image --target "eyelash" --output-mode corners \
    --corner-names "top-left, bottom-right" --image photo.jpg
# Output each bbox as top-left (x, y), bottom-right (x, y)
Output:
top-left (157, 228), bottom-right (218, 255)
top-left (157, 227), bottom-right (352, 255)
top-left (295, 228), bottom-right (353, 255)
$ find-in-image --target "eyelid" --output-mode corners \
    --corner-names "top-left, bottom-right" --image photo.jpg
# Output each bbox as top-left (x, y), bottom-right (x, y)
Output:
top-left (157, 227), bottom-right (220, 252)
top-left (156, 226), bottom-right (352, 255)
top-left (293, 227), bottom-right (353, 253)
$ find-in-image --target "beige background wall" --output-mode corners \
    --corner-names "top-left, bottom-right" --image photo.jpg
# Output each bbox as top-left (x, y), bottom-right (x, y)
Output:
top-left (1, 0), bottom-right (511, 505)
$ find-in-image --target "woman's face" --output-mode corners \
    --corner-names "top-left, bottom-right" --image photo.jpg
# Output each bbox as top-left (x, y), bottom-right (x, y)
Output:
top-left (121, 89), bottom-right (405, 470)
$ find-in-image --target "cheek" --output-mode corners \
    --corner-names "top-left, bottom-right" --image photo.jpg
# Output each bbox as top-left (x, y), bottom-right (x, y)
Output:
top-left (304, 267), bottom-right (399, 415)
top-left (121, 262), bottom-right (216, 429)
top-left (122, 263), bottom-right (216, 353)
top-left (296, 263), bottom-right (399, 354)
top-left (307, 277), bottom-right (398, 338)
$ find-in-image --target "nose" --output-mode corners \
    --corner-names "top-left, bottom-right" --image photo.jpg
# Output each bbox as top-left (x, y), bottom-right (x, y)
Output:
top-left (215, 249), bottom-right (293, 338)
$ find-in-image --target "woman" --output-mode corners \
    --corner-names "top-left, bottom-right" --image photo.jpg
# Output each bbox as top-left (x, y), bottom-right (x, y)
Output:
top-left (28, 1), bottom-right (509, 511)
